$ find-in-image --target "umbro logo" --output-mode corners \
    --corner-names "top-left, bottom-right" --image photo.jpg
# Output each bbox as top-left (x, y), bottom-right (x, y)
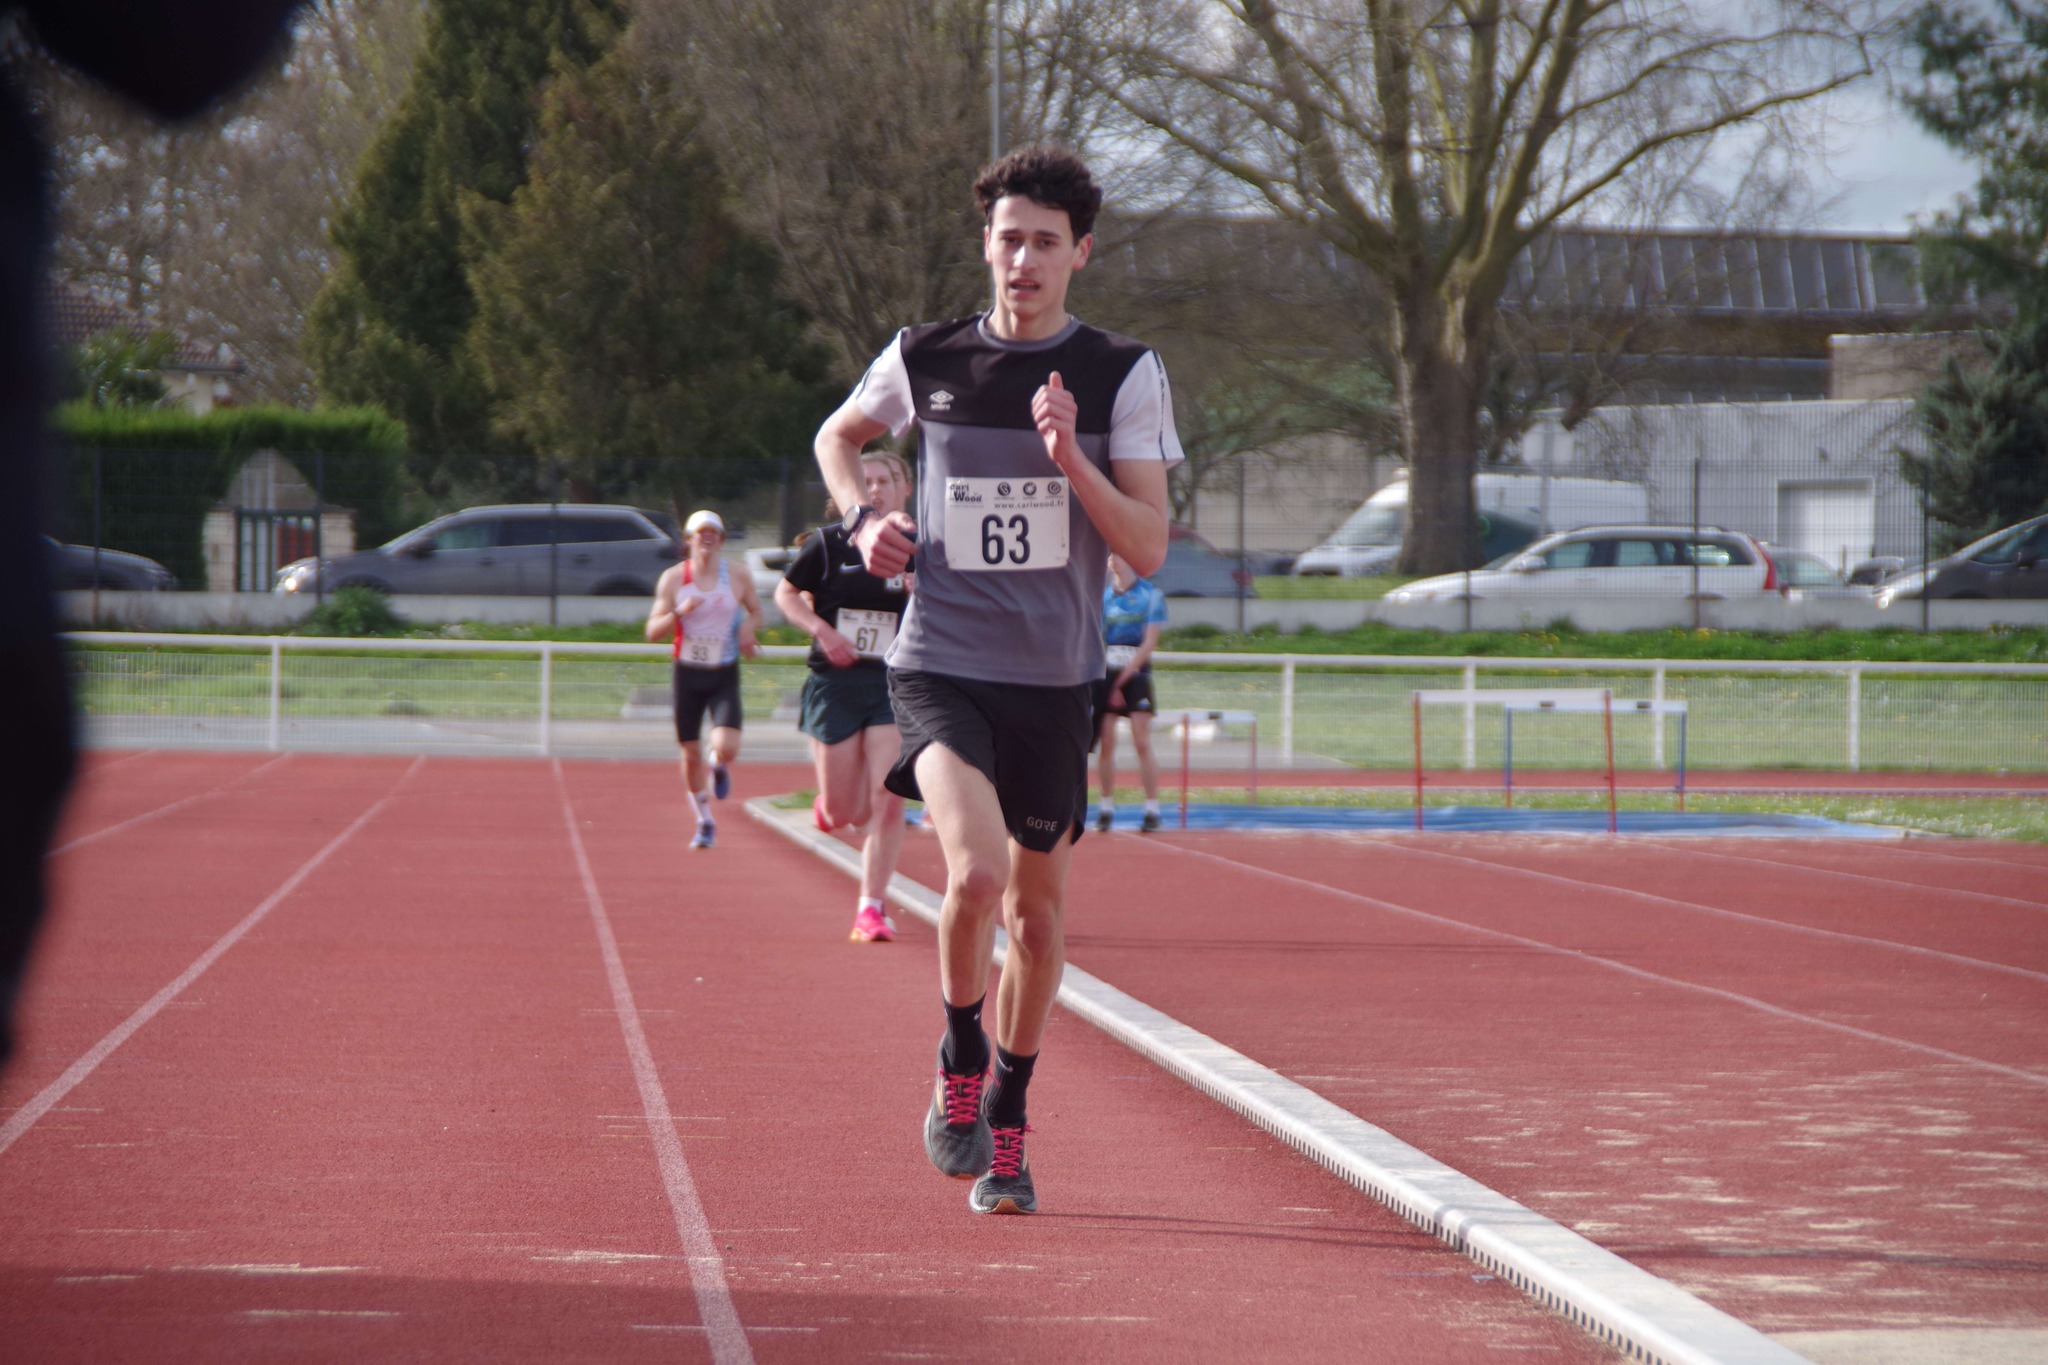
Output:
top-left (929, 390), bottom-right (955, 412)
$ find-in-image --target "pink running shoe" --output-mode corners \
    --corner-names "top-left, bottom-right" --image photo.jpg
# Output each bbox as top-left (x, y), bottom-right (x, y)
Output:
top-left (849, 904), bottom-right (894, 942)
top-left (813, 792), bottom-right (832, 832)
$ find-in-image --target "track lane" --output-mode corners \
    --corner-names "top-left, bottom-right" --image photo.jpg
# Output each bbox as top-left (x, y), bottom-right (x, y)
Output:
top-left (2, 757), bottom-right (726, 1362)
top-left (556, 762), bottom-right (1624, 1363)
top-left (5, 757), bottom-right (1624, 1364)
top-left (50, 751), bottom-right (292, 854)
top-left (888, 828), bottom-right (2048, 1340)
top-left (8, 756), bottom-right (421, 1117)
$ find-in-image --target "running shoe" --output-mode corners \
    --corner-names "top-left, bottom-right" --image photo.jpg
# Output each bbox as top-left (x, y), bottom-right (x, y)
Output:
top-left (1140, 810), bottom-right (1162, 833)
top-left (690, 820), bottom-right (716, 850)
top-left (813, 792), bottom-right (832, 832)
top-left (969, 1124), bottom-right (1036, 1214)
top-left (849, 904), bottom-right (894, 943)
top-left (713, 762), bottom-right (732, 800)
top-left (923, 1048), bottom-right (991, 1179)
top-left (1094, 807), bottom-right (1112, 833)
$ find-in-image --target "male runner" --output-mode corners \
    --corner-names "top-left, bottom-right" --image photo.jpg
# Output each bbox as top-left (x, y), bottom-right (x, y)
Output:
top-left (775, 451), bottom-right (915, 942)
top-left (646, 510), bottom-right (762, 849)
top-left (812, 144), bottom-right (1182, 1214)
top-left (1093, 552), bottom-right (1168, 832)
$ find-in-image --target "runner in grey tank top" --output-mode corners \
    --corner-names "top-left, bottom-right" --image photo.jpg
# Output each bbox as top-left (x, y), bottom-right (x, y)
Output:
top-left (811, 145), bottom-right (1182, 1218)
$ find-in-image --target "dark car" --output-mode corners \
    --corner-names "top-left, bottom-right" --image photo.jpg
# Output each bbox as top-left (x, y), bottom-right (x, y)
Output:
top-left (1152, 524), bottom-right (1257, 598)
top-left (1877, 514), bottom-right (2048, 605)
top-left (47, 538), bottom-right (177, 590)
top-left (276, 504), bottom-right (677, 597)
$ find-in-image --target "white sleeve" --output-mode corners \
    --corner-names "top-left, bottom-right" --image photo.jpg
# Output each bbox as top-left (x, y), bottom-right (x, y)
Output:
top-left (851, 331), bottom-right (916, 437)
top-left (1107, 349), bottom-right (1185, 466)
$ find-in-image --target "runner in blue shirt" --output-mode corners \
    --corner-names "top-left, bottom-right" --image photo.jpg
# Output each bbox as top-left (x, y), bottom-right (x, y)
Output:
top-left (1093, 554), bottom-right (1169, 832)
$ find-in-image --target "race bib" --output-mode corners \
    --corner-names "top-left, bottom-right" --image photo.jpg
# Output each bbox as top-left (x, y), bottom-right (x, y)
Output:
top-left (678, 632), bottom-right (722, 667)
top-left (838, 607), bottom-right (898, 659)
top-left (1105, 644), bottom-right (1138, 669)
top-left (943, 477), bottom-right (1069, 572)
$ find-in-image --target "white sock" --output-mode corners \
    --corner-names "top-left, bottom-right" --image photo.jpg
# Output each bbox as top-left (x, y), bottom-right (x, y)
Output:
top-left (1143, 798), bottom-right (1160, 816)
top-left (859, 896), bottom-right (885, 914)
top-left (1099, 798), bottom-right (1116, 813)
top-left (686, 789), bottom-right (712, 824)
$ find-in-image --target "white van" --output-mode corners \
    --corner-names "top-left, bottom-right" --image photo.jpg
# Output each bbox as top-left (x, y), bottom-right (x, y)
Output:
top-left (1291, 472), bottom-right (1651, 576)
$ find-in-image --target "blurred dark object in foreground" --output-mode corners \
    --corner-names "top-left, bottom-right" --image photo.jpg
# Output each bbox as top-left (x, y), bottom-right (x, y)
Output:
top-left (0, 0), bottom-right (303, 1070)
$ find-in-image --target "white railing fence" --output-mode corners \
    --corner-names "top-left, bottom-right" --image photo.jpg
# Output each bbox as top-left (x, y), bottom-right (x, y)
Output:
top-left (63, 633), bottom-right (2048, 772)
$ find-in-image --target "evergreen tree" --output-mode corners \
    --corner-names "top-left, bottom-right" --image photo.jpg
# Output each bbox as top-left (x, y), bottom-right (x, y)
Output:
top-left (1904, 311), bottom-right (2048, 550)
top-left (307, 0), bottom-right (620, 495)
top-left (1901, 1), bottom-right (2048, 547)
top-left (467, 39), bottom-right (832, 509)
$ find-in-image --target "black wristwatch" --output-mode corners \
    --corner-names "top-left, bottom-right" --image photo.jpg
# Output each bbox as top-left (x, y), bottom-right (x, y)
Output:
top-left (841, 503), bottom-right (877, 536)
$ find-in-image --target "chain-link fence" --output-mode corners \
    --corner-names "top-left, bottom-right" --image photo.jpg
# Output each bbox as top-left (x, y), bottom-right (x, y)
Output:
top-left (50, 445), bottom-right (833, 606)
top-left (1177, 399), bottom-right (2046, 628)
top-left (52, 397), bottom-right (2046, 632)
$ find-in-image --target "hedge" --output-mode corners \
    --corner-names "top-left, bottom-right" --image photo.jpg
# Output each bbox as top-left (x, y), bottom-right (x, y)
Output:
top-left (55, 405), bottom-right (406, 588)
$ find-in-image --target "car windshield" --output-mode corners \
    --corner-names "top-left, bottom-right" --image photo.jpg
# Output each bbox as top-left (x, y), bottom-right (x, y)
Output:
top-left (1325, 502), bottom-right (1404, 548)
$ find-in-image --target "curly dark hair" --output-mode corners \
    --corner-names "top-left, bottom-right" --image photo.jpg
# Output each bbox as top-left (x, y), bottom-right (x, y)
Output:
top-left (971, 144), bottom-right (1102, 241)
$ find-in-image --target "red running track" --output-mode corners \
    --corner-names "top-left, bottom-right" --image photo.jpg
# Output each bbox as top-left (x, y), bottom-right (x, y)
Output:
top-left (3, 752), bottom-right (1621, 1363)
top-left (887, 817), bottom-right (2048, 1356)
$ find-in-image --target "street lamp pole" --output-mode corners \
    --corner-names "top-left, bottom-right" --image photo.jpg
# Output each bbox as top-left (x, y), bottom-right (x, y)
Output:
top-left (990, 0), bottom-right (1004, 162)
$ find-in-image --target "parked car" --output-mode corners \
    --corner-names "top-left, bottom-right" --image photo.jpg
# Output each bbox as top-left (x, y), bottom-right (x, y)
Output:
top-left (275, 504), bottom-right (677, 597)
top-left (1386, 525), bottom-right (1778, 604)
top-left (1153, 524), bottom-right (1256, 597)
top-left (1764, 546), bottom-right (1878, 599)
top-left (46, 537), bottom-right (177, 591)
top-left (1293, 472), bottom-right (1648, 577)
top-left (745, 543), bottom-right (801, 601)
top-left (1876, 513), bottom-right (2048, 606)
top-left (1844, 556), bottom-right (1905, 588)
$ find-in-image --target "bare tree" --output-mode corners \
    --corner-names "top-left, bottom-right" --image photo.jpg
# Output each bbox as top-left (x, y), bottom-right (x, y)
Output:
top-left (1041, 0), bottom-right (1893, 571)
top-left (29, 0), bottom-right (422, 405)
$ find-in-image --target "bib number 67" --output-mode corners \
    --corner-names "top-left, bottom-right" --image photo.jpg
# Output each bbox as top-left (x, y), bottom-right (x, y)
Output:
top-left (980, 513), bottom-right (1032, 567)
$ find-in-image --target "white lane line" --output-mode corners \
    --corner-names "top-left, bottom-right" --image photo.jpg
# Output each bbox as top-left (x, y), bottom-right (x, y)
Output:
top-left (552, 762), bottom-right (752, 1365)
top-left (1, 757), bottom-right (422, 1158)
top-left (1636, 839), bottom-right (2048, 913)
top-left (1147, 839), bottom-right (2047, 1088)
top-left (52, 753), bottom-right (295, 855)
top-left (1885, 842), bottom-right (2048, 872)
top-left (1375, 841), bottom-right (2048, 985)
top-left (81, 749), bottom-right (159, 776)
top-left (747, 799), bottom-right (1810, 1365)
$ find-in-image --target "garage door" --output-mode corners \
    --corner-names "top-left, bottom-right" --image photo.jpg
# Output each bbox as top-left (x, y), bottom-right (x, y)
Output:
top-left (1776, 480), bottom-right (1875, 572)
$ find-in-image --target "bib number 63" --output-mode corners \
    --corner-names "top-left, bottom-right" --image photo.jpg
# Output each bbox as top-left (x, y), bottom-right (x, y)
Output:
top-left (981, 514), bottom-right (1032, 567)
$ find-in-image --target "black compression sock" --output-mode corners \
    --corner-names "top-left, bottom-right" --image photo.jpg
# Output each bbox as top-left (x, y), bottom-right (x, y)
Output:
top-left (941, 996), bottom-right (989, 1077)
top-left (984, 1045), bottom-right (1037, 1128)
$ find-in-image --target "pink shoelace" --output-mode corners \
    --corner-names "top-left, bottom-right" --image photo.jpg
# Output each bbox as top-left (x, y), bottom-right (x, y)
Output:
top-left (988, 1124), bottom-right (1032, 1178)
top-left (940, 1070), bottom-right (985, 1126)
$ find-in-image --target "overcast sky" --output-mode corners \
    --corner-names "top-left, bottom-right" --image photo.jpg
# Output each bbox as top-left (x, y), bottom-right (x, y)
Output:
top-left (1809, 93), bottom-right (1981, 234)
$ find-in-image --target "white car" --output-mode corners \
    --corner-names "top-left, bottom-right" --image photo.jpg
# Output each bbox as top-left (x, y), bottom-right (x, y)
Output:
top-left (1387, 526), bottom-right (1778, 603)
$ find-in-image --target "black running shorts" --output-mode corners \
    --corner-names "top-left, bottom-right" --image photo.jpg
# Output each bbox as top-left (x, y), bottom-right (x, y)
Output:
top-left (1091, 668), bottom-right (1155, 722)
top-left (672, 662), bottom-right (742, 743)
top-left (798, 666), bottom-right (893, 746)
top-left (884, 669), bottom-right (1092, 853)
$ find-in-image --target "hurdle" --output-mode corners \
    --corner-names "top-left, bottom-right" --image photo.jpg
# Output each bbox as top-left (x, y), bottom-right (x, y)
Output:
top-left (1156, 708), bottom-right (1259, 828)
top-left (1412, 688), bottom-right (1685, 834)
top-left (1504, 695), bottom-right (1688, 812)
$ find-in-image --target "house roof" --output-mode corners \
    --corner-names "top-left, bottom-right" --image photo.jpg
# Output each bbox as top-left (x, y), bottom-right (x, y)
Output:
top-left (41, 278), bottom-right (243, 373)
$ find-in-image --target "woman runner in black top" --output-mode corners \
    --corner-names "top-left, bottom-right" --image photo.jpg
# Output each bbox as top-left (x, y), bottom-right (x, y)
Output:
top-left (775, 452), bottom-right (915, 942)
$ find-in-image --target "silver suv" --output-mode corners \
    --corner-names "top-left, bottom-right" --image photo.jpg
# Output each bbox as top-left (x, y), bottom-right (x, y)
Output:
top-left (1388, 525), bottom-right (1777, 603)
top-left (276, 504), bottom-right (678, 597)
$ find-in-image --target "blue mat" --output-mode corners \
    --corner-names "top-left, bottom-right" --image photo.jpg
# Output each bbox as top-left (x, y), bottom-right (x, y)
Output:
top-left (1105, 803), bottom-right (1904, 839)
